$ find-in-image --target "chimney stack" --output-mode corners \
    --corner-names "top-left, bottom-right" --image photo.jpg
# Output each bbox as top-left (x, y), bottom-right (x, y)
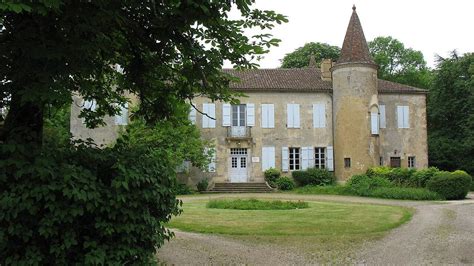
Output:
top-left (320, 59), bottom-right (333, 81)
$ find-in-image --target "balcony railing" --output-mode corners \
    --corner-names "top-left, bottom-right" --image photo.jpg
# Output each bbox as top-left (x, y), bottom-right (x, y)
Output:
top-left (226, 126), bottom-right (252, 140)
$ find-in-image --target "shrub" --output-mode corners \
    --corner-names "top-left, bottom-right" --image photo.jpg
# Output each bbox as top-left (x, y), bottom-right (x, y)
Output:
top-left (370, 187), bottom-right (443, 200)
top-left (264, 168), bottom-right (281, 188)
top-left (206, 198), bottom-right (308, 210)
top-left (427, 171), bottom-right (472, 200)
top-left (407, 167), bottom-right (440, 187)
top-left (275, 176), bottom-right (295, 191)
top-left (386, 168), bottom-right (416, 186)
top-left (174, 183), bottom-right (194, 195)
top-left (346, 174), bottom-right (393, 196)
top-left (366, 166), bottom-right (391, 178)
top-left (293, 185), bottom-right (352, 195)
top-left (196, 178), bottom-right (209, 192)
top-left (292, 168), bottom-right (334, 186)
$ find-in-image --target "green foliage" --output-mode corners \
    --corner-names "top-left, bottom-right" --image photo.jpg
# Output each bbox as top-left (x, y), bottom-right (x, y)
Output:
top-left (370, 187), bottom-right (442, 200)
top-left (368, 36), bottom-right (433, 89)
top-left (0, 116), bottom-right (208, 264)
top-left (407, 167), bottom-right (440, 187)
top-left (292, 168), bottom-right (335, 187)
top-left (206, 198), bottom-right (308, 210)
top-left (275, 176), bottom-right (295, 191)
top-left (264, 168), bottom-right (281, 188)
top-left (426, 170), bottom-right (472, 200)
top-left (280, 42), bottom-right (340, 68)
top-left (366, 166), bottom-right (416, 187)
top-left (428, 52), bottom-right (474, 176)
top-left (43, 105), bottom-right (71, 146)
top-left (196, 179), bottom-right (209, 192)
top-left (174, 184), bottom-right (195, 195)
top-left (293, 185), bottom-right (352, 195)
top-left (346, 174), bottom-right (393, 196)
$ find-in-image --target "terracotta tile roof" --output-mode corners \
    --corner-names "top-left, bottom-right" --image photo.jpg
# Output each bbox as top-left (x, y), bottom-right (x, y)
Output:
top-left (223, 68), bottom-right (332, 92)
top-left (337, 5), bottom-right (375, 65)
top-left (223, 68), bottom-right (427, 94)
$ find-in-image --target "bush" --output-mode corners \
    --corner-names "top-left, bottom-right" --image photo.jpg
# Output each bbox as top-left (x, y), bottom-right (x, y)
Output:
top-left (0, 117), bottom-right (208, 264)
top-left (293, 185), bottom-right (352, 195)
top-left (264, 168), bottom-right (281, 188)
top-left (292, 168), bottom-right (334, 186)
top-left (407, 167), bottom-right (440, 187)
top-left (370, 187), bottom-right (443, 200)
top-left (366, 166), bottom-right (391, 178)
top-left (174, 183), bottom-right (194, 195)
top-left (427, 170), bottom-right (472, 200)
top-left (196, 178), bottom-right (209, 192)
top-left (275, 176), bottom-right (295, 191)
top-left (366, 167), bottom-right (416, 187)
top-left (206, 198), bottom-right (308, 210)
top-left (346, 174), bottom-right (393, 196)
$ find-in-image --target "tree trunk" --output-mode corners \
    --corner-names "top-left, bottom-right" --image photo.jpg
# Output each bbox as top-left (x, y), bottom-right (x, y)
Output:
top-left (1, 92), bottom-right (44, 146)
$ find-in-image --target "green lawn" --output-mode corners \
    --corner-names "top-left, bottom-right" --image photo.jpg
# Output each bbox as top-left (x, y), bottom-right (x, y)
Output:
top-left (168, 198), bottom-right (412, 236)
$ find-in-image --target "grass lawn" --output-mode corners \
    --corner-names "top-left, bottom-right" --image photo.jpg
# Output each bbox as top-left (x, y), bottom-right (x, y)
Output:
top-left (169, 198), bottom-right (412, 236)
top-left (167, 197), bottom-right (413, 263)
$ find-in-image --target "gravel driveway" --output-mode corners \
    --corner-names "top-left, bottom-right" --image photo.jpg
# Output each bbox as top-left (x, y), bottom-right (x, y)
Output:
top-left (156, 193), bottom-right (474, 264)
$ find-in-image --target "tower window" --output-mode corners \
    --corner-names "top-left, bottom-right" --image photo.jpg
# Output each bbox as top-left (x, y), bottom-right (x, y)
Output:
top-left (344, 158), bottom-right (351, 168)
top-left (408, 156), bottom-right (416, 168)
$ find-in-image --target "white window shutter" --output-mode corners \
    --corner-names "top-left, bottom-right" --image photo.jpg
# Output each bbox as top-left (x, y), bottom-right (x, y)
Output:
top-left (262, 147), bottom-right (275, 171)
top-left (371, 112), bottom-right (379, 135)
top-left (301, 147), bottom-right (309, 170)
top-left (261, 104), bottom-right (268, 128)
top-left (246, 103), bottom-right (255, 126)
top-left (404, 106), bottom-right (410, 128)
top-left (397, 106), bottom-right (404, 128)
top-left (287, 104), bottom-right (294, 128)
top-left (379, 105), bottom-right (386, 128)
top-left (327, 146), bottom-right (334, 171)
top-left (308, 147), bottom-right (315, 168)
top-left (282, 147), bottom-right (289, 172)
top-left (268, 104), bottom-right (275, 128)
top-left (222, 103), bottom-right (231, 127)
top-left (189, 105), bottom-right (196, 125)
top-left (313, 104), bottom-right (326, 128)
top-left (84, 99), bottom-right (97, 111)
top-left (202, 103), bottom-right (216, 128)
top-left (294, 104), bottom-right (300, 128)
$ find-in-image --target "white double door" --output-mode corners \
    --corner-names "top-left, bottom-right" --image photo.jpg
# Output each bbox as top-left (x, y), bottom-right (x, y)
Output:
top-left (230, 148), bottom-right (248, 182)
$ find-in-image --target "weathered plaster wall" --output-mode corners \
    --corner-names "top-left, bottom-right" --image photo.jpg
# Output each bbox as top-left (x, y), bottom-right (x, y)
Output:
top-left (332, 64), bottom-right (379, 181)
top-left (183, 92), bottom-right (333, 186)
top-left (378, 93), bottom-right (428, 168)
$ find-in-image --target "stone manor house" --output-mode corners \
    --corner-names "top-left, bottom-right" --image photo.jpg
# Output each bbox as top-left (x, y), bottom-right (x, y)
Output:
top-left (71, 7), bottom-right (428, 185)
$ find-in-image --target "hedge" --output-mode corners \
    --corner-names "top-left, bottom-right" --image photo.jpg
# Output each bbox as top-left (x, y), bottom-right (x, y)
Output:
top-left (426, 170), bottom-right (472, 200)
top-left (292, 168), bottom-right (334, 186)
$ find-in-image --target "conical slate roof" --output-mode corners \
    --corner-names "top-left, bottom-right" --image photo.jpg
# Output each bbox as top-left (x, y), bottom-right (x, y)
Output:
top-left (337, 5), bottom-right (375, 65)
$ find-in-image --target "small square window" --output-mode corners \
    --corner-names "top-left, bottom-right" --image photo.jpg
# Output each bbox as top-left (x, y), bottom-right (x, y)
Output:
top-left (408, 156), bottom-right (416, 168)
top-left (379, 157), bottom-right (384, 166)
top-left (344, 158), bottom-right (351, 168)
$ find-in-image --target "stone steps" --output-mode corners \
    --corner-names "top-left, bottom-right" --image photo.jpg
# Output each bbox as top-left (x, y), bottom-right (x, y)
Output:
top-left (208, 182), bottom-right (275, 193)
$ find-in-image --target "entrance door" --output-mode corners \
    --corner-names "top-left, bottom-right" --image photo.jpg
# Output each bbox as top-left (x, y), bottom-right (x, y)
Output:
top-left (230, 148), bottom-right (248, 182)
top-left (231, 105), bottom-right (246, 137)
top-left (390, 157), bottom-right (401, 168)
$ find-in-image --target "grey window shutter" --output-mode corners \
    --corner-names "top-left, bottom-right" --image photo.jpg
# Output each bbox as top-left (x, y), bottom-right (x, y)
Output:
top-left (327, 146), bottom-right (334, 171)
top-left (222, 103), bottom-right (231, 126)
top-left (282, 147), bottom-right (289, 172)
top-left (246, 103), bottom-right (255, 126)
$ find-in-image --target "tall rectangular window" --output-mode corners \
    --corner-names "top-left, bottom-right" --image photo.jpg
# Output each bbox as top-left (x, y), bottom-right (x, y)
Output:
top-left (380, 156), bottom-right (384, 166)
top-left (202, 103), bottom-right (216, 128)
top-left (289, 147), bottom-right (300, 170)
top-left (232, 104), bottom-right (246, 127)
top-left (397, 105), bottom-right (409, 128)
top-left (408, 156), bottom-right (416, 168)
top-left (313, 103), bottom-right (326, 128)
top-left (314, 147), bottom-right (326, 169)
top-left (379, 105), bottom-right (386, 128)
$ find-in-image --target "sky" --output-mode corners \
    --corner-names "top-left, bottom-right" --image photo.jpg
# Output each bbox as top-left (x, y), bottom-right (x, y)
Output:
top-left (225, 0), bottom-right (474, 69)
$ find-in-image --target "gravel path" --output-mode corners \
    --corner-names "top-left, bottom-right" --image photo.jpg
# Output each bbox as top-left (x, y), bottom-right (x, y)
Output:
top-left (156, 193), bottom-right (474, 264)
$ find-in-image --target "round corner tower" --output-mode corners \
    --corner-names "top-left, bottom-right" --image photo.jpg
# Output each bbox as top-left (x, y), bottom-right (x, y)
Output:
top-left (332, 6), bottom-right (380, 181)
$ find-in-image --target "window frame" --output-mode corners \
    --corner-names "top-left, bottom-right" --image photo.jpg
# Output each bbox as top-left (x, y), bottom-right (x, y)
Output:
top-left (289, 147), bottom-right (301, 171)
top-left (314, 147), bottom-right (326, 169)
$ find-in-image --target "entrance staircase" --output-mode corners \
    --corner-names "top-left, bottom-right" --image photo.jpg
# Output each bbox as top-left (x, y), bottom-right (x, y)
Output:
top-left (209, 182), bottom-right (275, 193)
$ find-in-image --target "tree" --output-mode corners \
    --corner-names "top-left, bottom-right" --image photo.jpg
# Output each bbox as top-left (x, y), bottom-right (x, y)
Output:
top-left (428, 51), bottom-right (474, 175)
top-left (368, 36), bottom-right (432, 89)
top-left (0, 1), bottom-right (287, 263)
top-left (280, 42), bottom-right (340, 68)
